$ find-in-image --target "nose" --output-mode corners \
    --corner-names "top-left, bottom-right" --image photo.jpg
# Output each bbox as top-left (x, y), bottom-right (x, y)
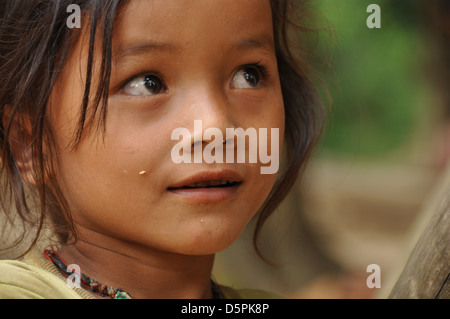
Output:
top-left (178, 86), bottom-right (237, 147)
top-left (193, 92), bottom-right (234, 141)
top-left (171, 85), bottom-right (239, 164)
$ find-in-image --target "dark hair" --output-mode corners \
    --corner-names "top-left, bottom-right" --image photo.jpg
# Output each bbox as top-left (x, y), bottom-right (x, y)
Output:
top-left (0, 0), bottom-right (324, 258)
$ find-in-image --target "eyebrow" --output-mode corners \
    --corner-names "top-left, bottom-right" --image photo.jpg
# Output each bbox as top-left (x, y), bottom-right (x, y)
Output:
top-left (113, 42), bottom-right (182, 61)
top-left (235, 35), bottom-right (275, 55)
top-left (113, 34), bottom-right (275, 62)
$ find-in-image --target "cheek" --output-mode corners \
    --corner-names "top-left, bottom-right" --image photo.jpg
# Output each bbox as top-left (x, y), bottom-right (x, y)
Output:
top-left (258, 93), bottom-right (285, 172)
top-left (272, 92), bottom-right (286, 159)
top-left (49, 116), bottom-right (167, 221)
top-left (272, 90), bottom-right (286, 138)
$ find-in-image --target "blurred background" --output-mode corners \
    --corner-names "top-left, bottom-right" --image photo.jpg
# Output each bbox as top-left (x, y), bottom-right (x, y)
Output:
top-left (212, 0), bottom-right (449, 298)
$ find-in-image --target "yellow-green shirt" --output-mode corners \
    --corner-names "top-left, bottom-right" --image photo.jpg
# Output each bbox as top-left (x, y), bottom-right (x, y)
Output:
top-left (0, 249), bottom-right (279, 299)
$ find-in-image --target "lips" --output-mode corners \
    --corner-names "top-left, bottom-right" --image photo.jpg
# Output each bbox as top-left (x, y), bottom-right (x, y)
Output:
top-left (181, 180), bottom-right (239, 188)
top-left (168, 169), bottom-right (243, 190)
top-left (167, 169), bottom-right (243, 203)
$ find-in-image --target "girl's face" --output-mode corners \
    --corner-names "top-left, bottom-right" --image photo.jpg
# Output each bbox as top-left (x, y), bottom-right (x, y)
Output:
top-left (49, 0), bottom-right (284, 255)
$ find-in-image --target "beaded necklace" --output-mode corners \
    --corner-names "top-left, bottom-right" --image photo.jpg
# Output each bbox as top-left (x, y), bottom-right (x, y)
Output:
top-left (43, 246), bottom-right (224, 299)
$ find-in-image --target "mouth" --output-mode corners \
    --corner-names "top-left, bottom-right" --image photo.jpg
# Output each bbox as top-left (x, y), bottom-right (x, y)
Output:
top-left (167, 170), bottom-right (243, 203)
top-left (170, 180), bottom-right (241, 189)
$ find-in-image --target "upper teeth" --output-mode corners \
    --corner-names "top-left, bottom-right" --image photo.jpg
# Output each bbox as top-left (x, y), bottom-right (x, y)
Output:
top-left (185, 181), bottom-right (231, 188)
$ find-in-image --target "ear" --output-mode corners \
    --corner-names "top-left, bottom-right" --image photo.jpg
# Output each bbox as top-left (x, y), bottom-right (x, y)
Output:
top-left (2, 105), bottom-right (48, 186)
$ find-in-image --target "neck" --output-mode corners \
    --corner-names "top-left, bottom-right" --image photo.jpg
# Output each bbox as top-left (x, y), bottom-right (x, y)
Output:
top-left (58, 228), bottom-right (216, 299)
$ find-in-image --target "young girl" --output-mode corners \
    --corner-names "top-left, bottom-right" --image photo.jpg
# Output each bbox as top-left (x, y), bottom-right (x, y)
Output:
top-left (0, 0), bottom-right (323, 299)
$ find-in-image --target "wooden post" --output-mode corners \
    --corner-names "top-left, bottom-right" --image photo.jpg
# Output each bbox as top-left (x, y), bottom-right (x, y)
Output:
top-left (389, 167), bottom-right (449, 299)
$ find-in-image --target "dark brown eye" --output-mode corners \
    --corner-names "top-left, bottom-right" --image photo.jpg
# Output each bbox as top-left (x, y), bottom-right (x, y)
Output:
top-left (122, 74), bottom-right (166, 96)
top-left (143, 75), bottom-right (164, 93)
top-left (232, 66), bottom-right (262, 89)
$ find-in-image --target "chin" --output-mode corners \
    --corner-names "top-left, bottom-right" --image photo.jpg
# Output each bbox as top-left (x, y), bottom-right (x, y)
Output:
top-left (175, 226), bottom-right (245, 256)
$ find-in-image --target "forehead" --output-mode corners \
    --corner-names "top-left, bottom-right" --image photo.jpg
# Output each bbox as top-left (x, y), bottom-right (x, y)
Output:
top-left (112, 0), bottom-right (274, 55)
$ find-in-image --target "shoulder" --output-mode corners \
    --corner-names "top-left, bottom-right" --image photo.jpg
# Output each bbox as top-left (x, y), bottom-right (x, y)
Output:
top-left (0, 250), bottom-right (85, 299)
top-left (220, 285), bottom-right (282, 299)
